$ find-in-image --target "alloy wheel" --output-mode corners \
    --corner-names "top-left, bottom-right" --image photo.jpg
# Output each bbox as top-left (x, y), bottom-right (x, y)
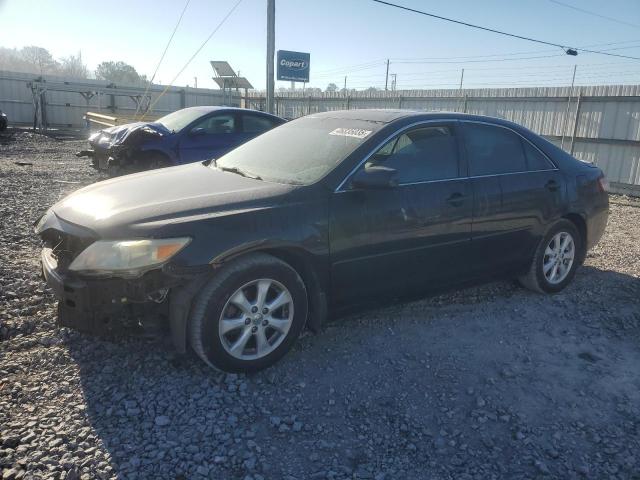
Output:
top-left (543, 231), bottom-right (575, 285)
top-left (218, 278), bottom-right (294, 360)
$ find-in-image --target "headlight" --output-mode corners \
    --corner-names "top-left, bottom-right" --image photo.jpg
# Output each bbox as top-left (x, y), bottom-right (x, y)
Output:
top-left (88, 131), bottom-right (102, 142)
top-left (69, 238), bottom-right (190, 276)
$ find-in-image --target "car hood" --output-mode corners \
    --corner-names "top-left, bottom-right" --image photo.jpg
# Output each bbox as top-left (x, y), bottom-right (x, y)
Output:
top-left (40, 163), bottom-right (296, 238)
top-left (94, 121), bottom-right (170, 147)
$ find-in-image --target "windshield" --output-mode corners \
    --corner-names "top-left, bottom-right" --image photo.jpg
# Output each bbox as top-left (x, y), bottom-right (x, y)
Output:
top-left (214, 116), bottom-right (383, 185)
top-left (156, 108), bottom-right (210, 132)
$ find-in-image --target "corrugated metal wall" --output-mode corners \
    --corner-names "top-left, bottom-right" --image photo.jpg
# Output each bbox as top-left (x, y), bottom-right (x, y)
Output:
top-left (246, 85), bottom-right (640, 193)
top-left (0, 70), bottom-right (239, 129)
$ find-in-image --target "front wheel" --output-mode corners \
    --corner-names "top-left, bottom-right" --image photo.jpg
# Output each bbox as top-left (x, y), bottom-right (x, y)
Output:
top-left (189, 253), bottom-right (308, 373)
top-left (519, 219), bottom-right (582, 294)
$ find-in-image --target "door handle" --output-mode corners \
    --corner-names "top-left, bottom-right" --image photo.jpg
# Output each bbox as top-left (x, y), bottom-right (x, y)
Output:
top-left (545, 180), bottom-right (560, 192)
top-left (446, 192), bottom-right (466, 207)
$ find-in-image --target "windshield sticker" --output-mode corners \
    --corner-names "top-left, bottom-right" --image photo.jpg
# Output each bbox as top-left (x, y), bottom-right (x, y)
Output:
top-left (329, 128), bottom-right (372, 139)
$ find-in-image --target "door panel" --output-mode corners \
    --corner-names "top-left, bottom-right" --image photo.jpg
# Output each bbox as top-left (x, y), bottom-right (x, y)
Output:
top-left (470, 173), bottom-right (564, 275)
top-left (178, 113), bottom-right (238, 163)
top-left (330, 179), bottom-right (472, 304)
top-left (463, 122), bottom-right (564, 277)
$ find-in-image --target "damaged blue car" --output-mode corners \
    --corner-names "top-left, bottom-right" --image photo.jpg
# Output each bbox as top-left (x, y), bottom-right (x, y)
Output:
top-left (77, 106), bottom-right (285, 175)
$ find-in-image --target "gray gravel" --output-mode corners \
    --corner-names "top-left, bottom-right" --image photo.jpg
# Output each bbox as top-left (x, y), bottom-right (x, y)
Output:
top-left (1, 129), bottom-right (640, 480)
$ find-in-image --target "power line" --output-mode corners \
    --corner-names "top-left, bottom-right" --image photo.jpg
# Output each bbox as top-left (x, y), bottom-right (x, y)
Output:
top-left (135, 0), bottom-right (190, 119)
top-left (371, 0), bottom-right (640, 61)
top-left (314, 60), bottom-right (385, 75)
top-left (392, 54), bottom-right (565, 65)
top-left (141, 0), bottom-right (243, 119)
top-left (549, 0), bottom-right (640, 29)
top-left (314, 40), bottom-right (640, 81)
top-left (390, 40), bottom-right (640, 62)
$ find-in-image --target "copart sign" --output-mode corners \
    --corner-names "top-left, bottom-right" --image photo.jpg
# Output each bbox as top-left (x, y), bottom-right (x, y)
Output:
top-left (277, 50), bottom-right (310, 82)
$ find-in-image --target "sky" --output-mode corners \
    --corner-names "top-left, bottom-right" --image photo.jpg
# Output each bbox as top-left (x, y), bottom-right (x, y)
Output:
top-left (1, 0), bottom-right (640, 92)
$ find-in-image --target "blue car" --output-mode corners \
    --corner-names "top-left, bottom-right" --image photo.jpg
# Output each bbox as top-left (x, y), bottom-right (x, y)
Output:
top-left (79, 106), bottom-right (285, 175)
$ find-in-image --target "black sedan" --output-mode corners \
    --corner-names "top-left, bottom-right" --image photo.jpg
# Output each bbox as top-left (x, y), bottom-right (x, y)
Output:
top-left (36, 110), bottom-right (609, 372)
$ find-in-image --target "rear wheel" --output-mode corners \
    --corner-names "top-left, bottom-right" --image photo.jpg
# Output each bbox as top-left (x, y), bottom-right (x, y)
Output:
top-left (519, 219), bottom-right (582, 294)
top-left (189, 253), bottom-right (308, 372)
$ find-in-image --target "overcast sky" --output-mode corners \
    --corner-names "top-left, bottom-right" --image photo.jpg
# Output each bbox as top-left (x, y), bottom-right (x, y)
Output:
top-left (1, 0), bottom-right (640, 91)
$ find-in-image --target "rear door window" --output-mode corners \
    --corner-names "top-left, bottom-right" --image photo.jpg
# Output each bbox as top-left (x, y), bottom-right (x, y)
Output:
top-left (366, 125), bottom-right (460, 183)
top-left (464, 123), bottom-right (527, 176)
top-left (522, 139), bottom-right (555, 171)
top-left (242, 114), bottom-right (280, 133)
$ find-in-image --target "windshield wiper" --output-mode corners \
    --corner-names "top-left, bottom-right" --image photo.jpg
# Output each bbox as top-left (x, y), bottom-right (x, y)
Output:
top-left (202, 158), bottom-right (216, 167)
top-left (218, 166), bottom-right (262, 180)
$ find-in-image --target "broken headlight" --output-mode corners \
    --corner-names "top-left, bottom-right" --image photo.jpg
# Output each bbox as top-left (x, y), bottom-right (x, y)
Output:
top-left (88, 131), bottom-right (102, 142)
top-left (68, 238), bottom-right (190, 276)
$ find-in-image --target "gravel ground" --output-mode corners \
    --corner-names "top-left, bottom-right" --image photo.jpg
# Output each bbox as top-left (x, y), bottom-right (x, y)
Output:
top-left (1, 129), bottom-right (639, 480)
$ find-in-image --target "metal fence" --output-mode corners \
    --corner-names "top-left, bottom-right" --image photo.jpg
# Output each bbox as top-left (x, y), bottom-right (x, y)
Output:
top-left (0, 70), bottom-right (241, 130)
top-left (248, 85), bottom-right (640, 195)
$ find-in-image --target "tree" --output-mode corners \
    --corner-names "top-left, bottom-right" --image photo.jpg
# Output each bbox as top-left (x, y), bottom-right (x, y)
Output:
top-left (95, 61), bottom-right (146, 86)
top-left (19, 46), bottom-right (59, 75)
top-left (59, 53), bottom-right (88, 78)
top-left (326, 83), bottom-right (338, 93)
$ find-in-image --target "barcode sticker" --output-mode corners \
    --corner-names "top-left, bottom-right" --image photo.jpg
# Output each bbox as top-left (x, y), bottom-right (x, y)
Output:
top-left (329, 128), bottom-right (372, 139)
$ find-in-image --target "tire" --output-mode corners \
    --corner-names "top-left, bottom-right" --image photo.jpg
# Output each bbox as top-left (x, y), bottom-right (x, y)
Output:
top-left (518, 219), bottom-right (582, 294)
top-left (189, 253), bottom-right (308, 373)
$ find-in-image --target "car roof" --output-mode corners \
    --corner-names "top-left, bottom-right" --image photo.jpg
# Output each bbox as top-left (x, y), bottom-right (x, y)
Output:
top-left (177, 106), bottom-right (284, 120)
top-left (306, 109), bottom-right (523, 129)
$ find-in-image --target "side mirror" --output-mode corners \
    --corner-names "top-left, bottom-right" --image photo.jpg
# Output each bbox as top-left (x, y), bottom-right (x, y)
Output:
top-left (350, 165), bottom-right (398, 189)
top-left (189, 127), bottom-right (207, 136)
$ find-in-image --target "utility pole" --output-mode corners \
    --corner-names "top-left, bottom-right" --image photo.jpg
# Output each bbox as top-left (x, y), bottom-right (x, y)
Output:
top-left (385, 59), bottom-right (390, 90)
top-left (344, 76), bottom-right (347, 95)
top-left (560, 64), bottom-right (577, 150)
top-left (194, 77), bottom-right (198, 88)
top-left (391, 74), bottom-right (397, 91)
top-left (266, 0), bottom-right (275, 114)
top-left (458, 68), bottom-right (465, 113)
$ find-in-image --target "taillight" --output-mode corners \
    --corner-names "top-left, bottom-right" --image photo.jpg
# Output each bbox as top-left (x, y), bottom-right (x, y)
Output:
top-left (597, 175), bottom-right (609, 193)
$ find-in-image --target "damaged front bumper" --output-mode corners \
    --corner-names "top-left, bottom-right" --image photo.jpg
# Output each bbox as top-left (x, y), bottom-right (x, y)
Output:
top-left (41, 247), bottom-right (194, 340)
top-left (42, 247), bottom-right (170, 334)
top-left (76, 145), bottom-right (126, 172)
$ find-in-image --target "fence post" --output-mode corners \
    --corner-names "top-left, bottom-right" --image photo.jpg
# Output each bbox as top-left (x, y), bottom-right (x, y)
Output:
top-left (40, 89), bottom-right (48, 131)
top-left (463, 94), bottom-right (468, 113)
top-left (569, 93), bottom-right (582, 155)
top-left (398, 95), bottom-right (403, 109)
top-left (307, 96), bottom-right (312, 115)
top-left (346, 95), bottom-right (350, 110)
